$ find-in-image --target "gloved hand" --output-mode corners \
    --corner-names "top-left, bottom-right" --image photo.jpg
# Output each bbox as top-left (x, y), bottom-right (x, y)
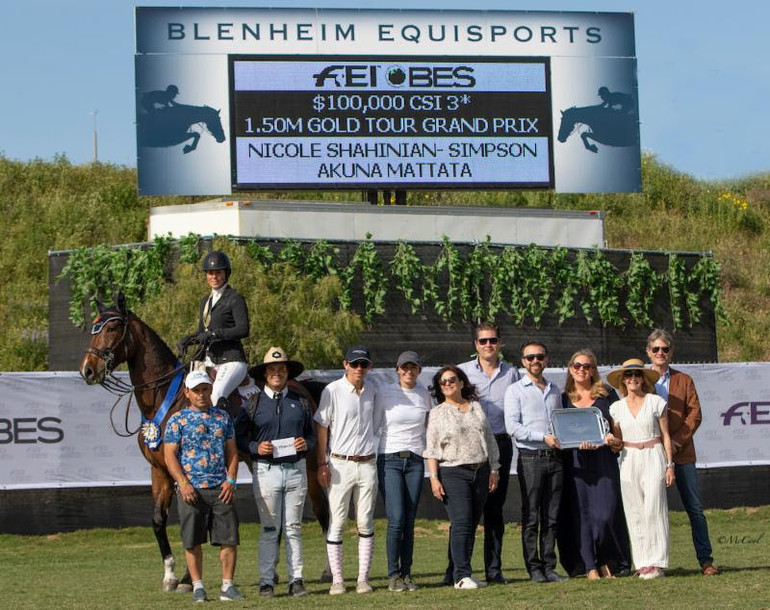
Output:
top-left (176, 334), bottom-right (195, 355)
top-left (196, 330), bottom-right (217, 344)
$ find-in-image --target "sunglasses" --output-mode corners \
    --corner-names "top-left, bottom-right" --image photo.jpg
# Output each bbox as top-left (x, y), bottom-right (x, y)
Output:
top-left (348, 360), bottom-right (370, 369)
top-left (523, 353), bottom-right (546, 362)
top-left (650, 346), bottom-right (671, 354)
top-left (439, 376), bottom-right (459, 386)
top-left (571, 362), bottom-right (593, 371)
top-left (623, 370), bottom-right (644, 378)
top-left (477, 337), bottom-right (499, 345)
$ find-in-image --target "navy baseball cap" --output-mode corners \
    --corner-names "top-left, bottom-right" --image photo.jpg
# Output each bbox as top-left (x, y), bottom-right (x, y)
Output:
top-left (344, 345), bottom-right (371, 363)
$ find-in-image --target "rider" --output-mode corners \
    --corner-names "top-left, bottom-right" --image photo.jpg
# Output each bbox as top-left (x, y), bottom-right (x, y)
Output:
top-left (178, 251), bottom-right (250, 405)
top-left (598, 86), bottom-right (635, 114)
top-left (140, 84), bottom-right (179, 113)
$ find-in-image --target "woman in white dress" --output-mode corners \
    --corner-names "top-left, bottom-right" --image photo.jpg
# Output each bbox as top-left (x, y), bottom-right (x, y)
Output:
top-left (606, 358), bottom-right (675, 580)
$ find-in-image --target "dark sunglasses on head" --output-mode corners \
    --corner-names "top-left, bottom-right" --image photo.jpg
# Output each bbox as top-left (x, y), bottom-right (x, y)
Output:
top-left (523, 353), bottom-right (546, 362)
top-left (477, 337), bottom-right (499, 345)
top-left (348, 360), bottom-right (370, 369)
top-left (439, 376), bottom-right (459, 386)
top-left (623, 370), bottom-right (644, 378)
top-left (571, 362), bottom-right (593, 371)
top-left (651, 346), bottom-right (671, 354)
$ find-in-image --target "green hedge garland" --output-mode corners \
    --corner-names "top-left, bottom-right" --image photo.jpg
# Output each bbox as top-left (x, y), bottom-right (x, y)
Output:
top-left (60, 234), bottom-right (726, 330)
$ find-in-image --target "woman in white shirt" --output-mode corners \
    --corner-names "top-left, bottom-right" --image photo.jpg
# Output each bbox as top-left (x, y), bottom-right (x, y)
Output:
top-left (374, 351), bottom-right (432, 593)
top-left (607, 358), bottom-right (675, 581)
top-left (424, 365), bottom-right (499, 590)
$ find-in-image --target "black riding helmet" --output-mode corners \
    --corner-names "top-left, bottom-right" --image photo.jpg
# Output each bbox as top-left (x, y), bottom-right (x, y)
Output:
top-left (202, 250), bottom-right (231, 280)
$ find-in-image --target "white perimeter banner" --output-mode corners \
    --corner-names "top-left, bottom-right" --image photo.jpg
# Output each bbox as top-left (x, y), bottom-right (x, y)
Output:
top-left (1, 364), bottom-right (768, 490)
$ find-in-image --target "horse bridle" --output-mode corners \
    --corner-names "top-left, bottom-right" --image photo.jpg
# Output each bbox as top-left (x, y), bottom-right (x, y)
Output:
top-left (87, 313), bottom-right (133, 394)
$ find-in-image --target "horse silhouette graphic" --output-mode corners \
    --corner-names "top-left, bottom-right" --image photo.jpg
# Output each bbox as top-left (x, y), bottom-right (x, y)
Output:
top-left (558, 87), bottom-right (638, 153)
top-left (138, 87), bottom-right (225, 154)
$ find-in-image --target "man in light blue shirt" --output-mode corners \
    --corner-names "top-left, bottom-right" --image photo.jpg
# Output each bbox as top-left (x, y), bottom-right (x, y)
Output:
top-left (455, 322), bottom-right (520, 585)
top-left (504, 340), bottom-right (567, 583)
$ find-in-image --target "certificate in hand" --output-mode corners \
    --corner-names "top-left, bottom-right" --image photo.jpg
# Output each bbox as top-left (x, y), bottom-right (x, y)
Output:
top-left (272, 437), bottom-right (297, 458)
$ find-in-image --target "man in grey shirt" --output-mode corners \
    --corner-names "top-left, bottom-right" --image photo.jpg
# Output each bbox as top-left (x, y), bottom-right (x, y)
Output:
top-left (504, 340), bottom-right (567, 583)
top-left (453, 322), bottom-right (520, 585)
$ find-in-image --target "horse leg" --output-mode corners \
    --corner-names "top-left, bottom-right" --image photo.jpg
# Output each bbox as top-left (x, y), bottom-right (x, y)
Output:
top-left (183, 131), bottom-right (200, 154)
top-left (151, 466), bottom-right (186, 592)
top-left (306, 456), bottom-right (333, 583)
top-left (581, 132), bottom-right (599, 153)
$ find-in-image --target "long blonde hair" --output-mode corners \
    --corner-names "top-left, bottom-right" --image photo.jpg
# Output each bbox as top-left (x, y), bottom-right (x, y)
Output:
top-left (565, 349), bottom-right (608, 403)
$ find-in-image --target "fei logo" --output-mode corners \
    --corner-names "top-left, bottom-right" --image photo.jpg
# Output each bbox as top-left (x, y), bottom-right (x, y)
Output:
top-left (721, 402), bottom-right (770, 425)
top-left (312, 64), bottom-right (476, 88)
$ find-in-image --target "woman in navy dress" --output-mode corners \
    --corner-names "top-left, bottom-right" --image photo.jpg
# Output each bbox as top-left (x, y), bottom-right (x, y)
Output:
top-left (558, 349), bottom-right (631, 579)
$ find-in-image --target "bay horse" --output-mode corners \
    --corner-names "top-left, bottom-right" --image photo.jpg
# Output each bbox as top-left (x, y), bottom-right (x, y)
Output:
top-left (137, 102), bottom-right (226, 154)
top-left (78, 294), bottom-right (330, 591)
top-left (557, 104), bottom-right (638, 153)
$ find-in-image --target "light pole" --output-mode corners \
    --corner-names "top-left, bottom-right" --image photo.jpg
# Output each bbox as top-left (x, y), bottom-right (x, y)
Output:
top-left (91, 110), bottom-right (99, 163)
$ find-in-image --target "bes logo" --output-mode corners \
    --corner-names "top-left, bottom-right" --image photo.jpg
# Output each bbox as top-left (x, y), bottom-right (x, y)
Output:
top-left (721, 401), bottom-right (770, 426)
top-left (312, 64), bottom-right (476, 88)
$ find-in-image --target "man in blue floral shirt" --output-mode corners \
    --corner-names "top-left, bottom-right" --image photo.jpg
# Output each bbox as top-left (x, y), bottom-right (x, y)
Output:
top-left (164, 370), bottom-right (244, 602)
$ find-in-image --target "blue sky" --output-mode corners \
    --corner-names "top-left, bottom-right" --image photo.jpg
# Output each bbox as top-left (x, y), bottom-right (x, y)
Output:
top-left (1, 0), bottom-right (767, 180)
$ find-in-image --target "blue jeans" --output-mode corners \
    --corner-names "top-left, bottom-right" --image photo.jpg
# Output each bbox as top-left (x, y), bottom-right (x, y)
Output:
top-left (675, 462), bottom-right (713, 566)
top-left (377, 452), bottom-right (424, 578)
top-left (440, 464), bottom-right (490, 583)
top-left (252, 460), bottom-right (308, 586)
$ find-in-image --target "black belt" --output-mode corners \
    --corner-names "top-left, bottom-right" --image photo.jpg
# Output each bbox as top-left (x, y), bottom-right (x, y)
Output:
top-left (518, 448), bottom-right (560, 458)
top-left (384, 450), bottom-right (420, 459)
top-left (495, 433), bottom-right (512, 441)
top-left (458, 462), bottom-right (488, 471)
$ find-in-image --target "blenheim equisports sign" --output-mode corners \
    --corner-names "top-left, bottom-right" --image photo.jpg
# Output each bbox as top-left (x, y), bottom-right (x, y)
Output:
top-left (135, 8), bottom-right (640, 195)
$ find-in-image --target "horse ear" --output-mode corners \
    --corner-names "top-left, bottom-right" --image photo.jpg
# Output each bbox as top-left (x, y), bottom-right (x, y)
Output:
top-left (116, 291), bottom-right (127, 314)
top-left (561, 110), bottom-right (565, 116)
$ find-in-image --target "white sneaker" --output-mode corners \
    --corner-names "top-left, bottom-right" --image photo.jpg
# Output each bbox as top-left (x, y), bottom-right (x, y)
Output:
top-left (454, 576), bottom-right (479, 589)
top-left (641, 568), bottom-right (665, 580)
top-left (356, 580), bottom-right (374, 594)
top-left (329, 582), bottom-right (346, 595)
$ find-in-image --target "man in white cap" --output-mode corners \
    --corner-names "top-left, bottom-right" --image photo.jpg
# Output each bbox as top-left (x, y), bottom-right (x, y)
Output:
top-left (164, 370), bottom-right (243, 602)
top-left (315, 345), bottom-right (378, 595)
top-left (235, 347), bottom-right (315, 598)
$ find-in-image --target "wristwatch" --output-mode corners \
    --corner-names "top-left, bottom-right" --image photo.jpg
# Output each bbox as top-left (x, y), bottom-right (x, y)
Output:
top-left (666, 462), bottom-right (675, 468)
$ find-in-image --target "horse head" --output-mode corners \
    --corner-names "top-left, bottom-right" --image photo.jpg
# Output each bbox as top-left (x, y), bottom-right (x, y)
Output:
top-left (79, 294), bottom-right (132, 385)
top-left (557, 107), bottom-right (579, 143)
top-left (202, 106), bottom-right (226, 143)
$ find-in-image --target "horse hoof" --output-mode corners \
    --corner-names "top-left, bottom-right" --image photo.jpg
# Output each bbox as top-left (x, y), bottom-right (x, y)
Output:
top-left (319, 570), bottom-right (333, 584)
top-left (162, 579), bottom-right (178, 592)
top-left (176, 583), bottom-right (193, 594)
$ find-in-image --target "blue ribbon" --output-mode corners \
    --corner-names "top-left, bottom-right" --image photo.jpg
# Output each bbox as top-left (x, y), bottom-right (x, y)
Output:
top-left (141, 367), bottom-right (184, 450)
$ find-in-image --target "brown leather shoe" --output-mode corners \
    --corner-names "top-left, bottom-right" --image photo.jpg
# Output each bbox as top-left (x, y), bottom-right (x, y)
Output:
top-left (702, 563), bottom-right (720, 576)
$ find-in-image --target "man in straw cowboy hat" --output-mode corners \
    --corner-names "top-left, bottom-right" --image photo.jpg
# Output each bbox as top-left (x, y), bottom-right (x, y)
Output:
top-left (646, 329), bottom-right (719, 576)
top-left (235, 347), bottom-right (316, 598)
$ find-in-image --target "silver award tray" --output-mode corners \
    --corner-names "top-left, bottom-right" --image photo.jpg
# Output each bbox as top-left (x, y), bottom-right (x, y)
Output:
top-left (550, 407), bottom-right (609, 449)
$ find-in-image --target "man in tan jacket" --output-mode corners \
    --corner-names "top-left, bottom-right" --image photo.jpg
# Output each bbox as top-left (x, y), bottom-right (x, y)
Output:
top-left (647, 329), bottom-right (719, 576)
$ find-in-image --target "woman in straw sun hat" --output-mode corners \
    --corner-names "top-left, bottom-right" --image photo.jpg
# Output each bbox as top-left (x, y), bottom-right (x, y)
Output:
top-left (606, 358), bottom-right (675, 581)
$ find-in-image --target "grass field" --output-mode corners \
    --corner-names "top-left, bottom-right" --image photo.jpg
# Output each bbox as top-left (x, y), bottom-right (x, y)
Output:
top-left (1, 506), bottom-right (768, 608)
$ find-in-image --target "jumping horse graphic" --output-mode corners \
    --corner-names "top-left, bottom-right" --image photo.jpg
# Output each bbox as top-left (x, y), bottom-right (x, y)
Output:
top-left (138, 103), bottom-right (226, 154)
top-left (557, 104), bottom-right (638, 153)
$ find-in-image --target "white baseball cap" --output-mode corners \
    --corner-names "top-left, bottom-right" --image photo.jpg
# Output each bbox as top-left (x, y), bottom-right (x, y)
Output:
top-left (185, 370), bottom-right (213, 389)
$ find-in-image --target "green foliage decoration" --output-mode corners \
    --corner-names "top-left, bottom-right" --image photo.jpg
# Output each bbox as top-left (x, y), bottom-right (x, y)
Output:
top-left (390, 241), bottom-right (423, 313)
top-left (624, 252), bottom-right (662, 327)
top-left (61, 235), bottom-right (725, 341)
